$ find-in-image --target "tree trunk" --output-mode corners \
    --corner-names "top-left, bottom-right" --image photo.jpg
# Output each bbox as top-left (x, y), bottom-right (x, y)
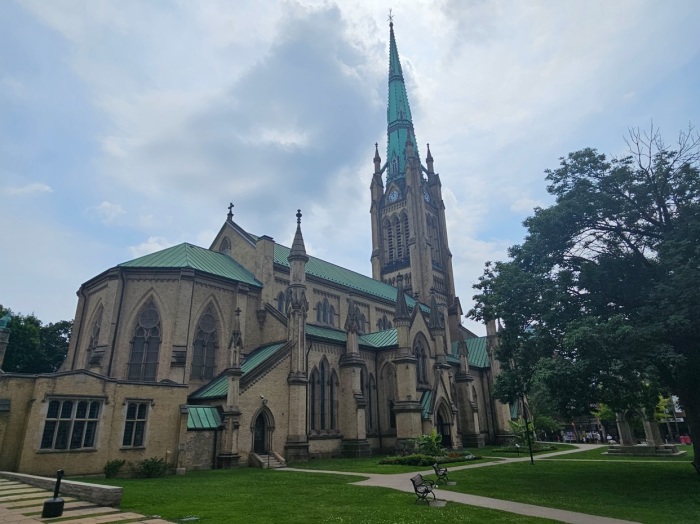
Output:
top-left (677, 387), bottom-right (700, 474)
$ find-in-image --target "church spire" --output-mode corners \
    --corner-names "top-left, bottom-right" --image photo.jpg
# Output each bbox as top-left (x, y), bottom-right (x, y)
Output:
top-left (288, 209), bottom-right (308, 262)
top-left (386, 19), bottom-right (420, 183)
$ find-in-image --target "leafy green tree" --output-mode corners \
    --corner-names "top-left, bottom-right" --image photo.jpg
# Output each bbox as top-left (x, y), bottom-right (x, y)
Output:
top-left (470, 125), bottom-right (700, 473)
top-left (0, 306), bottom-right (71, 373)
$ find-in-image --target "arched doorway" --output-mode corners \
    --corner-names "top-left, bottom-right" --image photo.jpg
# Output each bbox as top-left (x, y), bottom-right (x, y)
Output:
top-left (436, 404), bottom-right (452, 448)
top-left (253, 413), bottom-right (267, 454)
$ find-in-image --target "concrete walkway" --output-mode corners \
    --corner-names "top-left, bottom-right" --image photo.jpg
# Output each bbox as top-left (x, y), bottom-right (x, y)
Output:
top-left (281, 444), bottom-right (640, 524)
top-left (0, 478), bottom-right (170, 524)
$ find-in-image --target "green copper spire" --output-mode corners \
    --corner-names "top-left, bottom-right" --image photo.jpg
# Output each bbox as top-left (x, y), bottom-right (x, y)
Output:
top-left (386, 20), bottom-right (420, 183)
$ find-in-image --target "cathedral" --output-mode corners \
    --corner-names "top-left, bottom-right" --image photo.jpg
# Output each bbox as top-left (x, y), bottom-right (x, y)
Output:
top-left (0, 22), bottom-right (514, 476)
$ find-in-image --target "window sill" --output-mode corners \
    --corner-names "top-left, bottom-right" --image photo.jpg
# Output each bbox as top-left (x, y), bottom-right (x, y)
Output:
top-left (119, 446), bottom-right (147, 450)
top-left (36, 448), bottom-right (97, 453)
top-left (308, 431), bottom-right (342, 440)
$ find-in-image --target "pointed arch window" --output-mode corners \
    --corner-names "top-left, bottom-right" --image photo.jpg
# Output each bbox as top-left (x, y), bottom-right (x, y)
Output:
top-left (376, 314), bottom-right (392, 331)
top-left (368, 373), bottom-right (377, 432)
top-left (277, 292), bottom-right (285, 312)
top-left (127, 301), bottom-right (161, 382)
top-left (402, 213), bottom-right (410, 256)
top-left (395, 216), bottom-right (403, 259)
top-left (414, 335), bottom-right (429, 386)
top-left (85, 306), bottom-right (103, 367)
top-left (315, 299), bottom-right (335, 327)
top-left (386, 220), bottom-right (395, 261)
top-left (391, 155), bottom-right (399, 176)
top-left (357, 313), bottom-right (366, 334)
top-left (191, 307), bottom-right (218, 381)
top-left (219, 236), bottom-right (231, 255)
top-left (309, 360), bottom-right (337, 432)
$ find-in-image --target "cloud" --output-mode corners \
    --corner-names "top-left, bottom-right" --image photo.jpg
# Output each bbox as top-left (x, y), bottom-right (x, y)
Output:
top-left (128, 236), bottom-right (174, 258)
top-left (88, 201), bottom-right (125, 224)
top-left (3, 182), bottom-right (53, 195)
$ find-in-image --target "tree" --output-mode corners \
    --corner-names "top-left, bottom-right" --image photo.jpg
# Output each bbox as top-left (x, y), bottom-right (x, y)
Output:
top-left (0, 306), bottom-right (71, 373)
top-left (470, 124), bottom-right (700, 473)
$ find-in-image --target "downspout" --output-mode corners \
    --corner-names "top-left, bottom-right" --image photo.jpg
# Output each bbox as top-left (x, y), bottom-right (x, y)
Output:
top-left (107, 269), bottom-right (126, 377)
top-left (181, 272), bottom-right (196, 383)
top-left (375, 349), bottom-right (382, 453)
top-left (70, 285), bottom-right (89, 370)
top-left (305, 340), bottom-right (312, 437)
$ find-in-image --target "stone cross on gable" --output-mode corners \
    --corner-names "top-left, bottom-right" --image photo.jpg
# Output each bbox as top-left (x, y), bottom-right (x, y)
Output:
top-left (227, 203), bottom-right (234, 221)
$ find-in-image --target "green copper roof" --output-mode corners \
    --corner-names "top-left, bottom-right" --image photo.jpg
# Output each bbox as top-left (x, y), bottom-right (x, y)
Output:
top-left (188, 342), bottom-right (287, 400)
top-left (451, 337), bottom-right (491, 369)
top-left (273, 243), bottom-right (425, 312)
top-left (386, 22), bottom-right (420, 183)
top-left (360, 329), bottom-right (397, 348)
top-left (306, 324), bottom-right (347, 344)
top-left (119, 243), bottom-right (262, 288)
top-left (420, 389), bottom-right (433, 419)
top-left (306, 324), bottom-right (398, 350)
top-left (186, 405), bottom-right (221, 430)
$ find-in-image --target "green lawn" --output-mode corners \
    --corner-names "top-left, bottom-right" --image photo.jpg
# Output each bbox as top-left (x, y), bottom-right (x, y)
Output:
top-left (541, 444), bottom-right (695, 462)
top-left (86, 445), bottom-right (700, 523)
top-left (442, 458), bottom-right (700, 524)
top-left (94, 469), bottom-right (554, 523)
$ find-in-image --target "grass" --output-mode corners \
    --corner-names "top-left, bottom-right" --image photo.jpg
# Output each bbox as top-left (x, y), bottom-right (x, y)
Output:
top-left (85, 445), bottom-right (699, 523)
top-left (442, 457), bottom-right (700, 524)
top-left (541, 443), bottom-right (695, 461)
top-left (93, 469), bottom-right (554, 523)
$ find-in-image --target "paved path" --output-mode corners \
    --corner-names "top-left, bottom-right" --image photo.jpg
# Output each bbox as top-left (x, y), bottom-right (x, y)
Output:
top-left (282, 444), bottom-right (640, 524)
top-left (0, 478), bottom-right (169, 524)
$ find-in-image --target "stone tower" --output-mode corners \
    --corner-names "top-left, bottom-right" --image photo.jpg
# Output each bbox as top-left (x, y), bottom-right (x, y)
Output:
top-left (284, 210), bottom-right (310, 461)
top-left (369, 21), bottom-right (462, 330)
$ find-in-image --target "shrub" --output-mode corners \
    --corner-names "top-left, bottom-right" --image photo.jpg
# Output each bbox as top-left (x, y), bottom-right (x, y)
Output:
top-left (378, 452), bottom-right (480, 466)
top-left (103, 459), bottom-right (126, 479)
top-left (416, 430), bottom-right (443, 456)
top-left (129, 457), bottom-right (170, 478)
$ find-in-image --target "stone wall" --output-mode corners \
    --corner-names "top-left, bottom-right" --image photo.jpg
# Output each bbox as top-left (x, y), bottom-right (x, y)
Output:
top-left (0, 471), bottom-right (122, 507)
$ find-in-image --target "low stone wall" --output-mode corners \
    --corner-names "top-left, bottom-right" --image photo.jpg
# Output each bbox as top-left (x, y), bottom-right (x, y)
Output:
top-left (0, 471), bottom-right (122, 507)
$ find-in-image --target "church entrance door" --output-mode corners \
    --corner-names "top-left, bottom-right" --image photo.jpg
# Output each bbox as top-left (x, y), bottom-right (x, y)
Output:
top-left (254, 413), bottom-right (267, 454)
top-left (437, 410), bottom-right (451, 448)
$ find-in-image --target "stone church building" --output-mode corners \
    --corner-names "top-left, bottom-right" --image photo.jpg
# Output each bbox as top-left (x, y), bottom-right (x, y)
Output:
top-left (0, 22), bottom-right (514, 476)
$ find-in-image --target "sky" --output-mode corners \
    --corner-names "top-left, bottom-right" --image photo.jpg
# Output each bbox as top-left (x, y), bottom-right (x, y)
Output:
top-left (1, 0), bottom-right (699, 335)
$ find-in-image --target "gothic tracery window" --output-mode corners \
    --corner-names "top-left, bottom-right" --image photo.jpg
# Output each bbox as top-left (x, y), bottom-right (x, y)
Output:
top-left (190, 307), bottom-right (218, 381)
top-left (414, 335), bottom-right (429, 385)
top-left (127, 301), bottom-right (161, 382)
top-left (85, 306), bottom-right (103, 366)
top-left (310, 359), bottom-right (338, 432)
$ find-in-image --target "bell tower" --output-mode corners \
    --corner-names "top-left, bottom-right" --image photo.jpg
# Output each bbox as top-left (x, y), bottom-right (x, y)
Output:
top-left (370, 20), bottom-right (461, 322)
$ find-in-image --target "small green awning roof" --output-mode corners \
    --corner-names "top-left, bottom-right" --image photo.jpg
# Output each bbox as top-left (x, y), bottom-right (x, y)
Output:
top-left (187, 405), bottom-right (221, 430)
top-left (306, 324), bottom-right (398, 350)
top-left (189, 342), bottom-right (287, 401)
top-left (450, 337), bottom-right (491, 369)
top-left (420, 390), bottom-right (433, 420)
top-left (119, 243), bottom-right (262, 288)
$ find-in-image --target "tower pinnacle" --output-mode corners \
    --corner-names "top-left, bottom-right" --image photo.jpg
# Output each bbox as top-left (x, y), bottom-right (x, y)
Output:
top-left (386, 20), bottom-right (421, 183)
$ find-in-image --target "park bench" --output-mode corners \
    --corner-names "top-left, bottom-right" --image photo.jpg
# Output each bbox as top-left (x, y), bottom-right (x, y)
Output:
top-left (433, 463), bottom-right (449, 484)
top-left (410, 474), bottom-right (436, 503)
